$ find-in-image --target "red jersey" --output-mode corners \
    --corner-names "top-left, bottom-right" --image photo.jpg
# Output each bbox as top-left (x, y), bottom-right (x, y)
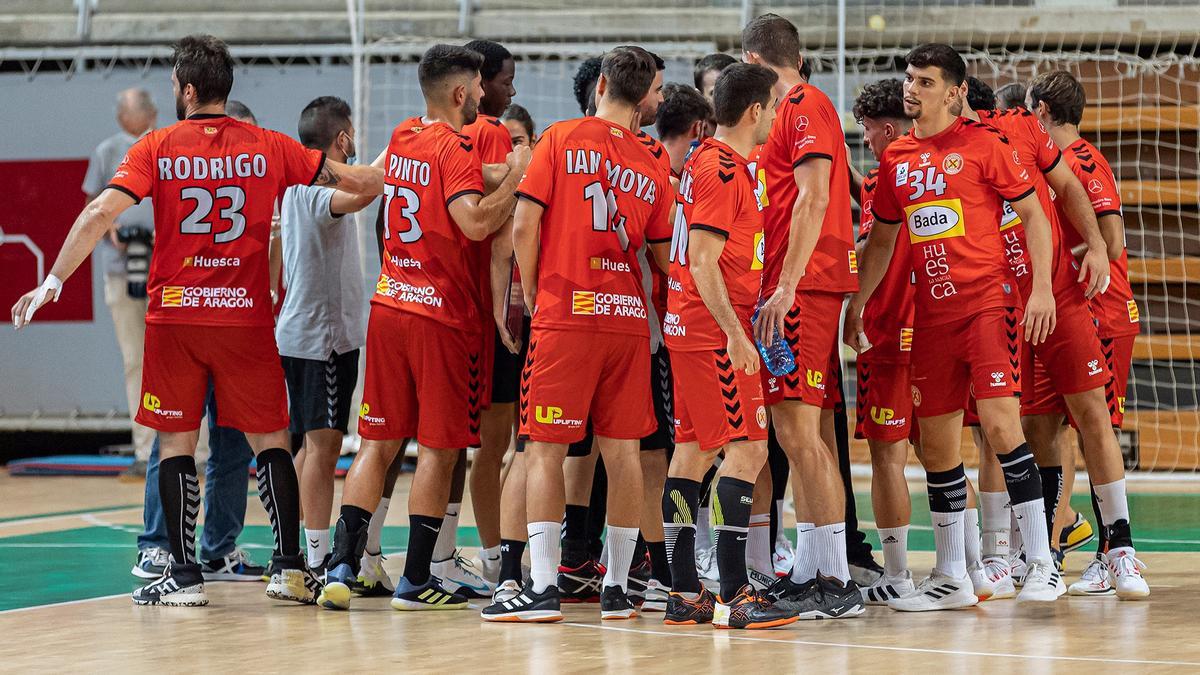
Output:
top-left (517, 117), bottom-right (673, 336)
top-left (462, 114), bottom-right (515, 315)
top-left (107, 114), bottom-right (323, 327)
top-left (1058, 138), bottom-right (1139, 338)
top-left (373, 117), bottom-right (486, 333)
top-left (665, 138), bottom-right (763, 351)
top-left (858, 168), bottom-right (915, 362)
top-left (976, 108), bottom-right (1078, 301)
top-left (638, 130), bottom-right (675, 323)
top-left (872, 117), bottom-right (1030, 328)
top-left (760, 82), bottom-right (858, 295)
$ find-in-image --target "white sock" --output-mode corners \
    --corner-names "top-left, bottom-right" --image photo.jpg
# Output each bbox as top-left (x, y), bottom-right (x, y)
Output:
top-left (774, 499), bottom-right (788, 546)
top-left (528, 521), bottom-right (561, 593)
top-left (696, 507), bottom-right (713, 554)
top-left (1093, 479), bottom-right (1130, 526)
top-left (305, 528), bottom-right (329, 569)
top-left (432, 502), bottom-right (460, 561)
top-left (1009, 507), bottom-right (1023, 556)
top-left (790, 522), bottom-right (816, 582)
top-left (365, 496), bottom-right (390, 555)
top-left (746, 513), bottom-right (773, 583)
top-left (1012, 498), bottom-right (1052, 564)
top-left (931, 510), bottom-right (966, 578)
top-left (878, 526), bottom-right (909, 578)
top-left (482, 544), bottom-right (501, 562)
top-left (963, 508), bottom-right (982, 568)
top-left (602, 526), bottom-right (640, 592)
top-left (980, 491), bottom-right (1010, 559)
top-left (810, 523), bottom-right (850, 583)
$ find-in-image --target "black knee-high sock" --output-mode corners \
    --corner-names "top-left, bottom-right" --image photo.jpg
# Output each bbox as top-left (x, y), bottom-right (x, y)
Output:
top-left (1039, 465), bottom-right (1063, 549)
top-left (715, 477), bottom-right (755, 600)
top-left (663, 477), bottom-right (701, 593)
top-left (647, 540), bottom-right (671, 586)
top-left (159, 455), bottom-right (200, 568)
top-left (403, 514), bottom-right (444, 585)
top-left (329, 504), bottom-right (371, 572)
top-left (698, 464), bottom-right (718, 508)
top-left (585, 458), bottom-right (607, 560)
top-left (767, 432), bottom-right (789, 546)
top-left (1089, 485), bottom-right (1109, 554)
top-left (499, 539), bottom-right (526, 584)
top-left (256, 447), bottom-right (302, 561)
top-left (562, 504), bottom-right (590, 567)
top-left (631, 534), bottom-right (647, 569)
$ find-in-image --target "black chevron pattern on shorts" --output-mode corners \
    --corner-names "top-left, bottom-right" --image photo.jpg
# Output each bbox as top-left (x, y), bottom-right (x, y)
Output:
top-left (325, 359), bottom-right (339, 428)
top-left (856, 362), bottom-right (871, 428)
top-left (519, 338), bottom-right (537, 427)
top-left (1004, 307), bottom-right (1021, 387)
top-left (467, 350), bottom-right (482, 436)
top-left (1100, 337), bottom-right (1119, 416)
top-left (714, 349), bottom-right (744, 430)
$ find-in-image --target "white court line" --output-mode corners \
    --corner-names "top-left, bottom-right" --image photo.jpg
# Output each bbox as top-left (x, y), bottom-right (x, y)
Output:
top-left (0, 592), bottom-right (130, 615)
top-left (561, 622), bottom-right (1200, 667)
top-left (0, 506), bottom-right (142, 529)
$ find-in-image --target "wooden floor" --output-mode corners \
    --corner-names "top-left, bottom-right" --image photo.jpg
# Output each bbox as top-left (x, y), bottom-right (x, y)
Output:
top-left (2, 473), bottom-right (1199, 672)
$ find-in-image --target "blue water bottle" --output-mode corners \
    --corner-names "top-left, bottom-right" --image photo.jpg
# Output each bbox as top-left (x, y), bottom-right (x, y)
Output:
top-left (752, 303), bottom-right (797, 377)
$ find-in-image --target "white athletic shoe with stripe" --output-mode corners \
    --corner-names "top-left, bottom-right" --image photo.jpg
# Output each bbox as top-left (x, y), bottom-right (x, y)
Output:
top-left (1108, 548), bottom-right (1150, 600)
top-left (887, 570), bottom-right (978, 612)
top-left (1069, 554), bottom-right (1115, 596)
top-left (971, 558), bottom-right (1017, 600)
top-left (1016, 559), bottom-right (1061, 603)
top-left (860, 570), bottom-right (915, 605)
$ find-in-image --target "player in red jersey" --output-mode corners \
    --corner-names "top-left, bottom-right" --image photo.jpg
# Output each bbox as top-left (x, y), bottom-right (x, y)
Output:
top-left (417, 38), bottom-right (519, 599)
top-left (657, 63), bottom-right (798, 630)
top-left (849, 78), bottom-right (920, 604)
top-left (12, 35), bottom-right (383, 607)
top-left (318, 44), bottom-right (531, 612)
top-left (482, 47), bottom-right (673, 623)
top-left (1029, 70), bottom-right (1148, 598)
top-left (742, 14), bottom-right (865, 617)
top-left (845, 44), bottom-right (1062, 610)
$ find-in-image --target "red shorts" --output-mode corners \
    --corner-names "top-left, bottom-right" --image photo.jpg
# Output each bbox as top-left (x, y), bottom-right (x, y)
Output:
top-left (137, 323), bottom-right (288, 434)
top-left (762, 290), bottom-right (845, 407)
top-left (1020, 294), bottom-right (1110, 416)
top-left (1065, 334), bottom-right (1135, 429)
top-left (358, 307), bottom-right (483, 449)
top-left (855, 359), bottom-right (915, 443)
top-left (910, 307), bottom-right (1022, 418)
top-left (821, 349), bottom-right (844, 411)
top-left (519, 328), bottom-right (654, 443)
top-left (672, 348), bottom-right (769, 451)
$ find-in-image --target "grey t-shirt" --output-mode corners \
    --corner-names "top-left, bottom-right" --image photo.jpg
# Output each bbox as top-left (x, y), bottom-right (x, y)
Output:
top-left (275, 184), bottom-right (366, 361)
top-left (82, 130), bottom-right (155, 277)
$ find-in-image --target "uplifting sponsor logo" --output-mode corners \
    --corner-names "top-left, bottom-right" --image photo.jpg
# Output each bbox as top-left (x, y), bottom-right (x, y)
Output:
top-left (142, 392), bottom-right (182, 419)
top-left (534, 405), bottom-right (584, 428)
top-left (359, 403), bottom-right (386, 424)
top-left (870, 406), bottom-right (906, 427)
top-left (806, 369), bottom-right (824, 389)
top-left (161, 286), bottom-right (253, 308)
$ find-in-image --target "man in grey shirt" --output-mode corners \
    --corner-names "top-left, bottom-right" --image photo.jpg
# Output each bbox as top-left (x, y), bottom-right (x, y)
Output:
top-left (276, 96), bottom-right (373, 577)
top-left (82, 88), bottom-right (158, 476)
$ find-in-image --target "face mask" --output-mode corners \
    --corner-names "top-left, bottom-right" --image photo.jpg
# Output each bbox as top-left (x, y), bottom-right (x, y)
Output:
top-left (342, 134), bottom-right (357, 164)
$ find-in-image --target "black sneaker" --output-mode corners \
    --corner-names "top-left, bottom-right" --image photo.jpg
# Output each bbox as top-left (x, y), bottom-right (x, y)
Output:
top-left (763, 574), bottom-right (814, 604)
top-left (775, 575), bottom-right (865, 620)
top-left (390, 575), bottom-right (469, 611)
top-left (600, 584), bottom-right (637, 620)
top-left (558, 559), bottom-right (604, 603)
top-left (715, 584), bottom-right (800, 630)
top-left (201, 547), bottom-right (267, 582)
top-left (132, 563), bottom-right (208, 606)
top-left (131, 546), bottom-right (169, 580)
top-left (481, 584), bottom-right (563, 622)
top-left (848, 554), bottom-right (885, 586)
top-left (663, 587), bottom-right (716, 625)
top-left (627, 558), bottom-right (651, 606)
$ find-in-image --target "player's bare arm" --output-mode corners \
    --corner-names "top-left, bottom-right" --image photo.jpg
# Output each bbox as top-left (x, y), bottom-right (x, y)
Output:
top-left (512, 196), bottom-right (543, 311)
top-left (490, 217), bottom-right (520, 353)
top-left (11, 188), bottom-right (135, 329)
top-left (1009, 192), bottom-right (1058, 344)
top-left (842, 216), bottom-right (900, 353)
top-left (1045, 159), bottom-right (1110, 296)
top-left (689, 229), bottom-right (758, 375)
top-left (329, 148), bottom-right (388, 214)
top-left (482, 163), bottom-right (510, 193)
top-left (313, 158), bottom-right (385, 196)
top-left (753, 157), bottom-right (831, 343)
top-left (448, 145), bottom-right (532, 241)
top-left (1096, 212), bottom-right (1126, 263)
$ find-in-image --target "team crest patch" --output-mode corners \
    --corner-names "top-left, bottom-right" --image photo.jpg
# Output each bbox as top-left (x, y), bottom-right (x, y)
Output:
top-left (943, 153), bottom-right (963, 175)
top-left (204, 126), bottom-right (218, 135)
top-left (610, 127), bottom-right (624, 138)
top-left (911, 385), bottom-right (922, 407)
top-left (756, 406), bottom-right (768, 429)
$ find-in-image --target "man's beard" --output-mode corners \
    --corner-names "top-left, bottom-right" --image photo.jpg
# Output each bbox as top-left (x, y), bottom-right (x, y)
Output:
top-left (463, 97), bottom-right (479, 126)
top-left (175, 94), bottom-right (187, 121)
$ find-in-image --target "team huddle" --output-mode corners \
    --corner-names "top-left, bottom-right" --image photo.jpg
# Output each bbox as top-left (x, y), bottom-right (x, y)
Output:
top-left (12, 12), bottom-right (1149, 629)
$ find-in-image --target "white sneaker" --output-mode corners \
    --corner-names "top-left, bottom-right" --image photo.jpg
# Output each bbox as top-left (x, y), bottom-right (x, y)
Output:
top-left (1016, 559), bottom-right (1059, 603)
top-left (972, 557), bottom-right (1016, 600)
top-left (773, 537), bottom-right (795, 577)
top-left (1108, 548), bottom-right (1150, 600)
top-left (356, 551), bottom-right (395, 596)
top-left (430, 550), bottom-right (494, 598)
top-left (266, 566), bottom-right (321, 605)
top-left (887, 570), bottom-right (978, 612)
top-left (697, 546), bottom-right (720, 583)
top-left (642, 578), bottom-right (670, 612)
top-left (492, 579), bottom-right (522, 604)
top-left (1069, 554), bottom-right (1115, 596)
top-left (860, 570), bottom-right (915, 605)
top-left (1008, 552), bottom-right (1028, 587)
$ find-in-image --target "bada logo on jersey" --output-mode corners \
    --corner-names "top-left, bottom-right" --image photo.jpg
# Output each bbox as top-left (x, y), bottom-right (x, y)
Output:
top-left (752, 231), bottom-right (765, 271)
top-left (904, 198), bottom-right (965, 243)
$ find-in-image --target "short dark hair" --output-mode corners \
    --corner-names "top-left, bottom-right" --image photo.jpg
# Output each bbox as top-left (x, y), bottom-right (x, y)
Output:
top-left (742, 13), bottom-right (800, 70)
top-left (418, 44), bottom-right (484, 98)
top-left (906, 43), bottom-right (966, 86)
top-left (693, 53), bottom-right (737, 89)
top-left (463, 39), bottom-right (512, 81)
top-left (799, 54), bottom-right (812, 80)
top-left (965, 75), bottom-right (996, 111)
top-left (995, 82), bottom-right (1028, 110)
top-left (1028, 71), bottom-right (1086, 125)
top-left (656, 83), bottom-right (713, 139)
top-left (646, 50), bottom-right (666, 71)
top-left (573, 56), bottom-right (603, 115)
top-left (599, 46), bottom-right (656, 106)
top-left (172, 35), bottom-right (234, 105)
top-left (225, 100), bottom-right (255, 124)
top-left (852, 78), bottom-right (906, 122)
top-left (712, 63), bottom-right (778, 127)
top-left (298, 96), bottom-right (351, 150)
top-left (502, 103), bottom-right (535, 138)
